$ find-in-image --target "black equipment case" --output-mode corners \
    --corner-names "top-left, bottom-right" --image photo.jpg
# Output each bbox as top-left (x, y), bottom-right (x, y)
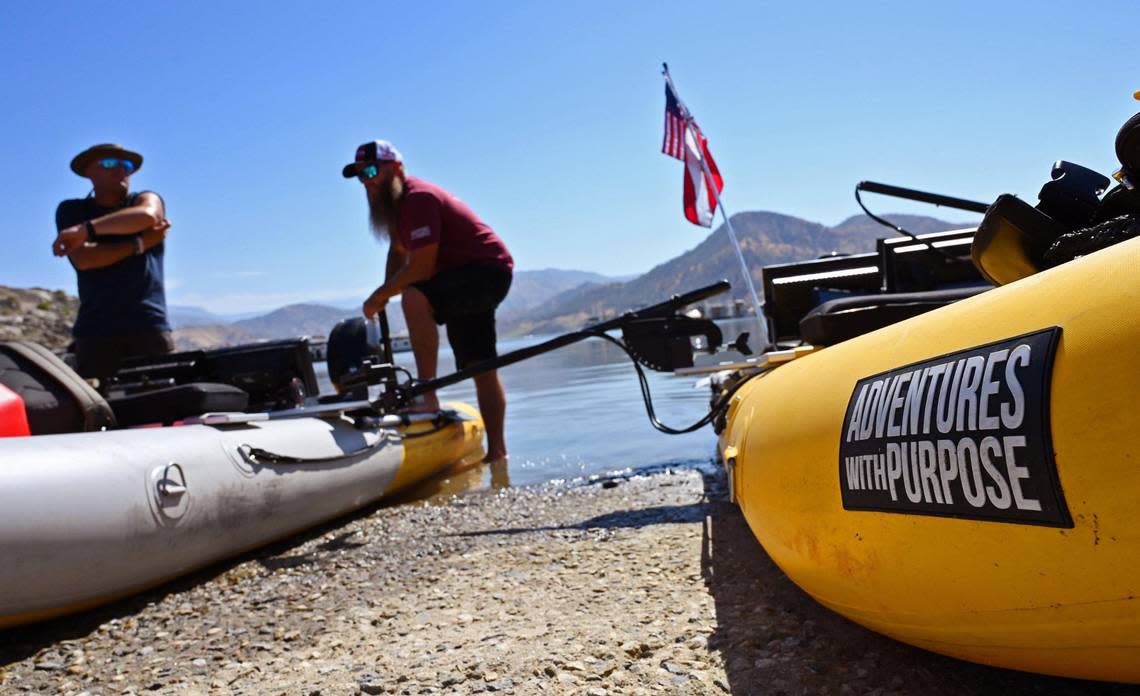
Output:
top-left (112, 338), bottom-right (320, 412)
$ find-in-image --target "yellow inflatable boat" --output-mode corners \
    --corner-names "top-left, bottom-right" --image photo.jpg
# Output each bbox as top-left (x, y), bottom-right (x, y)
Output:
top-left (715, 113), bottom-right (1140, 682)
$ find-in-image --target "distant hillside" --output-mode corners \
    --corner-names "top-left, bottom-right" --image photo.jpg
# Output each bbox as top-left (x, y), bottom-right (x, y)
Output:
top-left (172, 324), bottom-right (258, 351)
top-left (500, 212), bottom-right (972, 335)
top-left (171, 302), bottom-right (411, 351)
top-left (168, 305), bottom-right (228, 329)
top-left (232, 304), bottom-right (356, 339)
top-left (171, 268), bottom-right (623, 351)
top-left (498, 269), bottom-right (620, 318)
top-left (173, 303), bottom-right (376, 351)
top-left (0, 286), bottom-right (78, 352)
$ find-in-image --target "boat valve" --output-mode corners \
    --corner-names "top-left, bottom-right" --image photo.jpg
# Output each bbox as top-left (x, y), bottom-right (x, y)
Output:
top-left (157, 462), bottom-right (187, 498)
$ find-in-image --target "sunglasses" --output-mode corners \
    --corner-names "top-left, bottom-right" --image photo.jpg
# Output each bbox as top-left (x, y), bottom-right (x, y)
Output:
top-left (356, 159), bottom-right (400, 181)
top-left (98, 158), bottom-right (135, 173)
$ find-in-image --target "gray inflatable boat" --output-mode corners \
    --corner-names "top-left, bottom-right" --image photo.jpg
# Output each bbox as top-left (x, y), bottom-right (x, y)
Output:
top-left (0, 340), bottom-right (483, 628)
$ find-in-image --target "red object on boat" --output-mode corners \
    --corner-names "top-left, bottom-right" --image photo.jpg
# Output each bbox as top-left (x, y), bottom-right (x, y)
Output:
top-left (0, 383), bottom-right (31, 437)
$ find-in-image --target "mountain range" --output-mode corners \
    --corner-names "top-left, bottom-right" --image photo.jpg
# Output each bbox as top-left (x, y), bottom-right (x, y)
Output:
top-left (4, 211), bottom-right (972, 352)
top-left (167, 268), bottom-right (631, 349)
top-left (500, 212), bottom-right (971, 335)
top-left (171, 304), bottom-right (370, 351)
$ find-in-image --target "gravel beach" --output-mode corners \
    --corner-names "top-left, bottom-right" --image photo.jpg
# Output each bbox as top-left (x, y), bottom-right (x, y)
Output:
top-left (1, 463), bottom-right (1136, 696)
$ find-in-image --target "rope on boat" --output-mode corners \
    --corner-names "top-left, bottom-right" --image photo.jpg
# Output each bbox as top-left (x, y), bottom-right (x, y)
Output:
top-left (237, 438), bottom-right (388, 465)
top-left (237, 412), bottom-right (461, 464)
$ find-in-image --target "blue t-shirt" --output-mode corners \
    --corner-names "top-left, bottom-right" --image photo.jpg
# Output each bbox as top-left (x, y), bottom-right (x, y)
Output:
top-left (55, 192), bottom-right (171, 337)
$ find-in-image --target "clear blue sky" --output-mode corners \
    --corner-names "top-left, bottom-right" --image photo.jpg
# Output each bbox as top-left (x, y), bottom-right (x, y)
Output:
top-left (3, 1), bottom-right (1136, 313)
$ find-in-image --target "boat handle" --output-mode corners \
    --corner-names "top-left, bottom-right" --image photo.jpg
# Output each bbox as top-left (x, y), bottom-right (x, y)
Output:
top-left (722, 446), bottom-right (738, 505)
top-left (157, 462), bottom-right (187, 497)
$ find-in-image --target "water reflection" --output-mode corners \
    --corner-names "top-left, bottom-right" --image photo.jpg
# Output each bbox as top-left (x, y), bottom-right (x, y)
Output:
top-left (380, 454), bottom-right (512, 507)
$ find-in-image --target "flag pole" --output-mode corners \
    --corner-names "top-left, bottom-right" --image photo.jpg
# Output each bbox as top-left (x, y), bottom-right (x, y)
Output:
top-left (663, 64), bottom-right (766, 341)
top-left (690, 139), bottom-right (765, 333)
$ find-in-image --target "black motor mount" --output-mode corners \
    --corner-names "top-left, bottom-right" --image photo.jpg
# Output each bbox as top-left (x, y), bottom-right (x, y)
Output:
top-left (621, 316), bottom-right (723, 371)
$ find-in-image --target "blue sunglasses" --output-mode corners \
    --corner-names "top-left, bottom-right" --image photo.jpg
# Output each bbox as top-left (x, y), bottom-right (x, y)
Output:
top-left (98, 158), bottom-right (135, 173)
top-left (356, 164), bottom-right (380, 181)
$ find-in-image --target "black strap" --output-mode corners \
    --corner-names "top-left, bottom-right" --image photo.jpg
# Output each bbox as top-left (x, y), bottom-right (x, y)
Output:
top-left (238, 437), bottom-right (388, 465)
top-left (237, 411), bottom-right (461, 464)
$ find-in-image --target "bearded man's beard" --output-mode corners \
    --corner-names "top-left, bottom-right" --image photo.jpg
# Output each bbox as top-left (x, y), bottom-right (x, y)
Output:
top-left (367, 174), bottom-right (405, 240)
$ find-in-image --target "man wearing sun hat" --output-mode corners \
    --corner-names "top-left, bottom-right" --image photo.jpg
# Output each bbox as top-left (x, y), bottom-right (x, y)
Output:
top-left (52, 143), bottom-right (174, 383)
top-left (344, 140), bottom-right (514, 463)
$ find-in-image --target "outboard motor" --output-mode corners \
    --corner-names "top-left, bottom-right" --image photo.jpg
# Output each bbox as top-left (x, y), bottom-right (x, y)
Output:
top-left (326, 317), bottom-right (384, 398)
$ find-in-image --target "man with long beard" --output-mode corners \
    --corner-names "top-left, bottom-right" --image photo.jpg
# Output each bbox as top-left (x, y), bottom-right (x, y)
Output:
top-left (344, 140), bottom-right (513, 463)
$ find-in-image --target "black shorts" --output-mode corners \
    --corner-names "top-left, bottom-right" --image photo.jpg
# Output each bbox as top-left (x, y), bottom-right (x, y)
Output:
top-left (413, 264), bottom-right (512, 370)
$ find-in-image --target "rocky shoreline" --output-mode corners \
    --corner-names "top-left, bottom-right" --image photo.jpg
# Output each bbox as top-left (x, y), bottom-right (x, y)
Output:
top-left (0, 465), bottom-right (1134, 696)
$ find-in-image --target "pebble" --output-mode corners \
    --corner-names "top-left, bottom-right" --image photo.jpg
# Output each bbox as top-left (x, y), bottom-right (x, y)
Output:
top-left (359, 674), bottom-right (385, 695)
top-left (32, 661), bottom-right (63, 671)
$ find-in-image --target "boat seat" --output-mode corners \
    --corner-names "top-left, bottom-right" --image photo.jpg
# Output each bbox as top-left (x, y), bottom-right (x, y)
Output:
top-left (107, 383), bottom-right (249, 427)
top-left (971, 194), bottom-right (1069, 286)
top-left (0, 341), bottom-right (116, 435)
top-left (799, 286), bottom-right (989, 346)
top-left (0, 341), bottom-right (251, 433)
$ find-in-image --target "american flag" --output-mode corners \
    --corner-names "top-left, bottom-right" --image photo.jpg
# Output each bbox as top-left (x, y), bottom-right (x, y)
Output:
top-left (662, 79), bottom-right (689, 160)
top-left (661, 69), bottom-right (723, 227)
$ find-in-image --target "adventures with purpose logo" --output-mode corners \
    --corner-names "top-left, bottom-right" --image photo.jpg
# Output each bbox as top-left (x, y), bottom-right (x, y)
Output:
top-left (838, 328), bottom-right (1070, 527)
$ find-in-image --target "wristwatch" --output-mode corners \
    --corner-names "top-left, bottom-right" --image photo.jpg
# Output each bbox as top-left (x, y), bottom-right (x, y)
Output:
top-left (133, 236), bottom-right (145, 256)
top-left (84, 220), bottom-right (96, 240)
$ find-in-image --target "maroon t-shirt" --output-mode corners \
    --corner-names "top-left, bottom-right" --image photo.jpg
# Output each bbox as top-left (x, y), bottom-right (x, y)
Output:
top-left (394, 176), bottom-right (513, 273)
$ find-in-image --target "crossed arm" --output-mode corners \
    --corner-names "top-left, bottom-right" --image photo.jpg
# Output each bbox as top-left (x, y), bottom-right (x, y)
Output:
top-left (68, 223), bottom-right (170, 271)
top-left (54, 192), bottom-right (171, 270)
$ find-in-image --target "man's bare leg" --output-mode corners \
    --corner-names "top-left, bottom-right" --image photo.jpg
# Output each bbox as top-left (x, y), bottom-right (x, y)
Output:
top-left (401, 287), bottom-right (440, 412)
top-left (474, 370), bottom-right (507, 462)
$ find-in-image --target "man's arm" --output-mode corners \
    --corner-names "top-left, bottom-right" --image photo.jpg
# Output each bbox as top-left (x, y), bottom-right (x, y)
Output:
top-left (363, 190), bottom-right (444, 318)
top-left (363, 243), bottom-right (439, 318)
top-left (53, 192), bottom-right (168, 256)
top-left (385, 242), bottom-right (405, 283)
top-left (68, 220), bottom-right (170, 271)
top-left (90, 192), bottom-right (166, 236)
top-left (385, 243), bottom-right (438, 294)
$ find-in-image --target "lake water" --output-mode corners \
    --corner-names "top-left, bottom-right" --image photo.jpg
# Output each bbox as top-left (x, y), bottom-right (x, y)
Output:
top-left (314, 318), bottom-right (759, 491)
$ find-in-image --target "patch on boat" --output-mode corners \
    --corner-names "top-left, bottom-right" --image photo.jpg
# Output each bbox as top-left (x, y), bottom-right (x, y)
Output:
top-left (838, 327), bottom-right (1070, 527)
